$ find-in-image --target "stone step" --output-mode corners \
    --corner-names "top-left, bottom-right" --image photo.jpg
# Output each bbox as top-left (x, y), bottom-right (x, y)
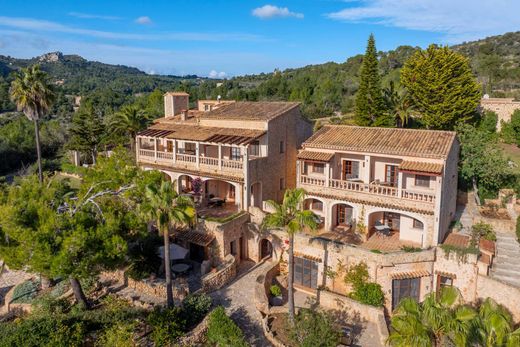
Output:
top-left (490, 274), bottom-right (520, 288)
top-left (495, 251), bottom-right (520, 259)
top-left (494, 258), bottom-right (520, 267)
top-left (491, 266), bottom-right (520, 276)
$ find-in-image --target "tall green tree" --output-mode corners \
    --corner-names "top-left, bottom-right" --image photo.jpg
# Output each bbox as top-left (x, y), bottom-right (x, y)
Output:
top-left (141, 180), bottom-right (195, 307)
top-left (262, 188), bottom-right (318, 324)
top-left (355, 34), bottom-right (389, 126)
top-left (108, 105), bottom-right (150, 153)
top-left (67, 103), bottom-right (105, 164)
top-left (383, 81), bottom-right (414, 127)
top-left (9, 65), bottom-right (55, 182)
top-left (401, 45), bottom-right (482, 130)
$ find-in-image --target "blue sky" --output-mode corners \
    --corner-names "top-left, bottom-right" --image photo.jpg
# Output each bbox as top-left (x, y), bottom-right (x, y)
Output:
top-left (0, 0), bottom-right (519, 77)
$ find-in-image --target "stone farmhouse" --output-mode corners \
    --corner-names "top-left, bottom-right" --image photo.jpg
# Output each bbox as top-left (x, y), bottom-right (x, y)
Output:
top-left (136, 92), bottom-right (520, 320)
top-left (480, 96), bottom-right (520, 131)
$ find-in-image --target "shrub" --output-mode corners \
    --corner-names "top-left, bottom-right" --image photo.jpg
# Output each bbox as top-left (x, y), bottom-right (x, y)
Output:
top-left (147, 307), bottom-right (186, 346)
top-left (206, 306), bottom-right (247, 347)
top-left (479, 110), bottom-right (498, 134)
top-left (471, 222), bottom-right (496, 243)
top-left (290, 308), bottom-right (341, 347)
top-left (344, 262), bottom-right (369, 288)
top-left (32, 294), bottom-right (70, 316)
top-left (350, 283), bottom-right (385, 307)
top-left (95, 321), bottom-right (136, 347)
top-left (270, 284), bottom-right (282, 297)
top-left (11, 279), bottom-right (40, 304)
top-left (181, 293), bottom-right (212, 327)
top-left (126, 232), bottom-right (162, 280)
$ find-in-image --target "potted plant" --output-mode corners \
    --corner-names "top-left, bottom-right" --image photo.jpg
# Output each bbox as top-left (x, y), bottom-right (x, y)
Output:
top-left (269, 284), bottom-right (283, 306)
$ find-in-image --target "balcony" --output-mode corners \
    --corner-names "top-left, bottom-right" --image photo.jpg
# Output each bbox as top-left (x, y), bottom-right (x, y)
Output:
top-left (137, 148), bottom-right (244, 175)
top-left (299, 175), bottom-right (436, 204)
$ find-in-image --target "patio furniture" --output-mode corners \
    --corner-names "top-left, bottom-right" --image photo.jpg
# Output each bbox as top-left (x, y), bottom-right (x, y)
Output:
top-left (208, 197), bottom-right (226, 207)
top-left (172, 263), bottom-right (190, 275)
top-left (374, 223), bottom-right (391, 237)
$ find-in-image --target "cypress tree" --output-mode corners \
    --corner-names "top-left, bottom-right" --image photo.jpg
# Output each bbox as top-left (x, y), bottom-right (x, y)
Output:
top-left (355, 34), bottom-right (388, 126)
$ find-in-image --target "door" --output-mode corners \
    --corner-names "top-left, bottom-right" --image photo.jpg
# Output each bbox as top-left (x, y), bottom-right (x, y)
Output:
top-left (342, 160), bottom-right (359, 180)
top-left (336, 205), bottom-right (353, 226)
top-left (294, 257), bottom-right (318, 289)
top-left (385, 165), bottom-right (398, 187)
top-left (392, 277), bottom-right (420, 309)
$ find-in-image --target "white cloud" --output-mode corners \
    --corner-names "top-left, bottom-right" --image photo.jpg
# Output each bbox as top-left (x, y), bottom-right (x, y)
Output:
top-left (0, 16), bottom-right (266, 42)
top-left (327, 0), bottom-right (520, 43)
top-left (68, 12), bottom-right (121, 20)
top-left (252, 5), bottom-right (304, 19)
top-left (208, 70), bottom-right (227, 79)
top-left (135, 16), bottom-right (152, 25)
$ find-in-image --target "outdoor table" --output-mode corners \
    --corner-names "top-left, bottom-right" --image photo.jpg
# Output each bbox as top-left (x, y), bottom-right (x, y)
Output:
top-left (171, 263), bottom-right (190, 275)
top-left (374, 224), bottom-right (391, 236)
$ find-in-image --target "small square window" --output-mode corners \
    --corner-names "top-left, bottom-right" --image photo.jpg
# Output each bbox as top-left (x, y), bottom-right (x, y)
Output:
top-left (312, 163), bottom-right (324, 174)
top-left (415, 175), bottom-right (430, 188)
top-left (312, 201), bottom-right (323, 211)
top-left (413, 219), bottom-right (424, 229)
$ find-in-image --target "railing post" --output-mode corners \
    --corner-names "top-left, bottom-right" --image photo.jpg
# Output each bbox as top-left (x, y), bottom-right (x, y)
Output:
top-left (218, 144), bottom-right (222, 170)
top-left (325, 162), bottom-right (330, 187)
top-left (173, 140), bottom-right (177, 164)
top-left (397, 171), bottom-right (403, 198)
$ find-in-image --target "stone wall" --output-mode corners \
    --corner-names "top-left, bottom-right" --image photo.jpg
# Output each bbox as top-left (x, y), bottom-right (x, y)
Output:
top-left (476, 275), bottom-right (520, 323)
top-left (319, 290), bottom-right (389, 346)
top-left (480, 98), bottom-right (520, 131)
top-left (178, 310), bottom-right (211, 346)
top-left (203, 212), bottom-right (249, 264)
top-left (201, 254), bottom-right (237, 292)
top-left (255, 261), bottom-right (280, 315)
top-left (433, 248), bottom-right (479, 302)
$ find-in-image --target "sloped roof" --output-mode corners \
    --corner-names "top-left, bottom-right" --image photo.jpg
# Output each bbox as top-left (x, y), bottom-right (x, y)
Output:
top-left (399, 161), bottom-right (444, 175)
top-left (297, 150), bottom-right (334, 162)
top-left (303, 125), bottom-right (456, 159)
top-left (202, 101), bottom-right (300, 121)
top-left (175, 229), bottom-right (215, 246)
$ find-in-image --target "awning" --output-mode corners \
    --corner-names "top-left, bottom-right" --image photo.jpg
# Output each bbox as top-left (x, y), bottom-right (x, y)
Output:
top-left (158, 243), bottom-right (189, 260)
top-left (175, 229), bottom-right (215, 247)
top-left (297, 150), bottom-right (334, 162)
top-left (399, 161), bottom-right (443, 175)
top-left (205, 133), bottom-right (261, 146)
top-left (391, 270), bottom-right (430, 280)
top-left (435, 270), bottom-right (457, 279)
top-left (137, 129), bottom-right (174, 138)
top-left (294, 252), bottom-right (322, 263)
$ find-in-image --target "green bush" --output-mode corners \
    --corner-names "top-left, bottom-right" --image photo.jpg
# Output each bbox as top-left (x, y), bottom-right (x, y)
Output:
top-left (206, 306), bottom-right (247, 347)
top-left (471, 222), bottom-right (496, 243)
top-left (181, 293), bottom-right (212, 327)
top-left (350, 282), bottom-right (385, 307)
top-left (270, 284), bottom-right (282, 297)
top-left (344, 262), bottom-right (369, 288)
top-left (126, 232), bottom-right (162, 280)
top-left (95, 321), bottom-right (136, 347)
top-left (147, 307), bottom-right (186, 346)
top-left (290, 308), bottom-right (341, 347)
top-left (11, 279), bottom-right (40, 304)
top-left (479, 110), bottom-right (498, 134)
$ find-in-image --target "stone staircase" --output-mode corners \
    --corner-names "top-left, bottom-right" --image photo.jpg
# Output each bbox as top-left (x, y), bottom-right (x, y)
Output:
top-left (491, 233), bottom-right (520, 288)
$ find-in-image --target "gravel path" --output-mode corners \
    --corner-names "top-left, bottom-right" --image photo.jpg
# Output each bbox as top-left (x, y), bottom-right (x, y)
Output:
top-left (210, 260), bottom-right (273, 347)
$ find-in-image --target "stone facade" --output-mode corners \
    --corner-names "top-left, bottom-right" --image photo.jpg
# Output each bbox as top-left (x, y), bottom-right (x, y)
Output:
top-left (480, 97), bottom-right (520, 131)
top-left (201, 254), bottom-right (237, 292)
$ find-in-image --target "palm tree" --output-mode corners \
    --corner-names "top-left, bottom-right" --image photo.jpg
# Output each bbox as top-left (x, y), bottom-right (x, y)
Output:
top-left (9, 65), bottom-right (55, 182)
top-left (383, 81), bottom-right (414, 128)
top-left (262, 188), bottom-right (319, 324)
top-left (108, 105), bottom-right (150, 153)
top-left (141, 179), bottom-right (195, 307)
top-left (388, 286), bottom-right (476, 347)
top-left (475, 298), bottom-right (520, 347)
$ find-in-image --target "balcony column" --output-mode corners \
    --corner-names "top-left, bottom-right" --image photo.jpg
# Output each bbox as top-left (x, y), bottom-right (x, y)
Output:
top-left (397, 170), bottom-right (403, 198)
top-left (173, 140), bottom-right (177, 164)
top-left (324, 201), bottom-right (332, 231)
top-left (154, 138), bottom-right (157, 162)
top-left (218, 144), bottom-right (222, 170)
top-left (135, 136), bottom-right (140, 159)
top-left (243, 147), bottom-right (250, 210)
top-left (325, 162), bottom-right (331, 187)
top-left (196, 142), bottom-right (200, 169)
top-left (364, 155), bottom-right (371, 184)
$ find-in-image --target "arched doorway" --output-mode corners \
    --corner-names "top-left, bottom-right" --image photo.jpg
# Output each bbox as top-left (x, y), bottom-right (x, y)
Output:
top-left (260, 239), bottom-right (273, 259)
top-left (250, 182), bottom-right (262, 208)
top-left (331, 203), bottom-right (354, 231)
top-left (204, 180), bottom-right (236, 203)
top-left (178, 175), bottom-right (193, 193)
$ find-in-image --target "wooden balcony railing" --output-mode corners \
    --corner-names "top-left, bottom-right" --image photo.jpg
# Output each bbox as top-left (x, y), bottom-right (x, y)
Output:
top-left (301, 175), bottom-right (435, 203)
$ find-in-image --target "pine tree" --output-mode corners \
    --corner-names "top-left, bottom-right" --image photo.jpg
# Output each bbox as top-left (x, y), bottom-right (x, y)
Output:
top-left (355, 34), bottom-right (389, 126)
top-left (400, 45), bottom-right (482, 130)
top-left (67, 103), bottom-right (105, 164)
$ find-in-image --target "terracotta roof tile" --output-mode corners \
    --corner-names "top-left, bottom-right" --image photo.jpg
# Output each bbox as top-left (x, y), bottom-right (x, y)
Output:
top-left (297, 150), bottom-right (334, 162)
top-left (443, 233), bottom-right (470, 248)
top-left (479, 253), bottom-right (492, 265)
top-left (164, 91), bottom-right (189, 96)
top-left (435, 270), bottom-right (457, 279)
top-left (202, 101), bottom-right (300, 121)
top-left (479, 239), bottom-right (496, 254)
top-left (391, 270), bottom-right (430, 279)
top-left (399, 161), bottom-right (444, 175)
top-left (303, 125), bottom-right (456, 159)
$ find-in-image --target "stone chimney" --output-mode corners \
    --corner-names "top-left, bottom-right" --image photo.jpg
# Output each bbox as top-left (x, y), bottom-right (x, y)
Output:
top-left (180, 110), bottom-right (189, 121)
top-left (164, 92), bottom-right (189, 117)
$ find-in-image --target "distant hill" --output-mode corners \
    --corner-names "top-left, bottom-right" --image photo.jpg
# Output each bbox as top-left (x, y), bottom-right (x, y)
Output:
top-left (0, 51), bottom-right (201, 96)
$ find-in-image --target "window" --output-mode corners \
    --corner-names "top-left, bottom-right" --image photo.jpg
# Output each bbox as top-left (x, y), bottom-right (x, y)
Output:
top-left (343, 160), bottom-right (360, 179)
top-left (294, 257), bottom-right (319, 289)
top-left (312, 200), bottom-right (323, 211)
top-left (312, 163), bottom-right (325, 174)
top-left (415, 175), bottom-right (430, 188)
top-left (436, 275), bottom-right (453, 294)
top-left (231, 147), bottom-right (241, 161)
top-left (336, 205), bottom-right (353, 225)
top-left (166, 141), bottom-right (174, 152)
top-left (392, 278), bottom-right (420, 309)
top-left (249, 141), bottom-right (260, 156)
top-left (279, 178), bottom-right (286, 190)
top-left (279, 141), bottom-right (285, 154)
top-left (383, 212), bottom-right (401, 231)
top-left (413, 219), bottom-right (424, 229)
top-left (185, 142), bottom-right (196, 155)
top-left (385, 165), bottom-right (399, 186)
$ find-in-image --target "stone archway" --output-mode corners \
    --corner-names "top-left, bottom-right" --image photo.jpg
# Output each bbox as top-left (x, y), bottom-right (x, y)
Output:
top-left (260, 239), bottom-right (273, 259)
